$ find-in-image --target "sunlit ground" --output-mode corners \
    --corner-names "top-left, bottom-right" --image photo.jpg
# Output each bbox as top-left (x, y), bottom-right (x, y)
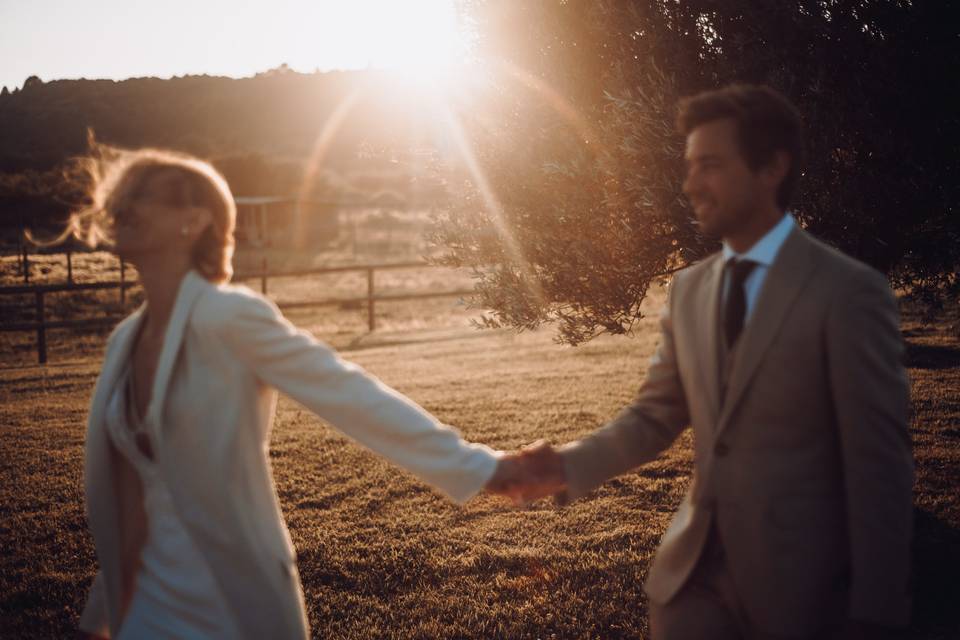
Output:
top-left (1, 287), bottom-right (959, 638)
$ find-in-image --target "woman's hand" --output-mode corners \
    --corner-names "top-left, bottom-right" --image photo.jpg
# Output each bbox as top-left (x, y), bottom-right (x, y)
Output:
top-left (485, 441), bottom-right (568, 506)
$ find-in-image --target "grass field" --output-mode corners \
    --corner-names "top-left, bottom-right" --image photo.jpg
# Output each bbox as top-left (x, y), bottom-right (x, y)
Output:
top-left (1, 272), bottom-right (959, 638)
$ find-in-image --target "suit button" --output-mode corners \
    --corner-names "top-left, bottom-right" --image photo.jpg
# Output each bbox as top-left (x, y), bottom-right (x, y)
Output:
top-left (714, 442), bottom-right (729, 457)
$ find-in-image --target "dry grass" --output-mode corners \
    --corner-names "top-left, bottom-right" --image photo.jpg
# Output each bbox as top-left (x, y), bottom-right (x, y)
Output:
top-left (1, 268), bottom-right (959, 638)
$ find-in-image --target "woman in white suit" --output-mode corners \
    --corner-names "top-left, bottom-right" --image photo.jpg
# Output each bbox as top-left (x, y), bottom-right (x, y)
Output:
top-left (69, 147), bottom-right (518, 639)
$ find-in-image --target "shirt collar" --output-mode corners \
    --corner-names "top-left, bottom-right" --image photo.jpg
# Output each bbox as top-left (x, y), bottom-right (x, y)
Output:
top-left (721, 213), bottom-right (795, 267)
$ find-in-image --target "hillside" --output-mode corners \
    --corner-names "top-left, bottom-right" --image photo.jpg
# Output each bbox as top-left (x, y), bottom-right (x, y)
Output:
top-left (0, 67), bottom-right (460, 234)
top-left (0, 67), bottom-right (447, 171)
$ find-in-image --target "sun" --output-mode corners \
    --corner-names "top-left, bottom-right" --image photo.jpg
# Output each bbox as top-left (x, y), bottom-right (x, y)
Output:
top-left (342, 0), bottom-right (471, 78)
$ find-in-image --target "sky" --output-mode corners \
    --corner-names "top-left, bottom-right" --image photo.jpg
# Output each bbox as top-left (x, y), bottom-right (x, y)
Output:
top-left (0, 0), bottom-right (469, 91)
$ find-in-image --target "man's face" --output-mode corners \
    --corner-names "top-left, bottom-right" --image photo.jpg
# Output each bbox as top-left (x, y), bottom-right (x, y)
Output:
top-left (682, 118), bottom-right (765, 239)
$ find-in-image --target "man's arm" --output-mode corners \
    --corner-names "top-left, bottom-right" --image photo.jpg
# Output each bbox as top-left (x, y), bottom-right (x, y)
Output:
top-left (557, 280), bottom-right (692, 502)
top-left (826, 269), bottom-right (914, 628)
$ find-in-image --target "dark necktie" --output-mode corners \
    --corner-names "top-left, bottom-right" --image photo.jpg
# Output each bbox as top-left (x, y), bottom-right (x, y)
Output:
top-left (724, 258), bottom-right (758, 348)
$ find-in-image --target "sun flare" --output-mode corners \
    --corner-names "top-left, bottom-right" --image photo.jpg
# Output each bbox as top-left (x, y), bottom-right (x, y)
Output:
top-left (324, 0), bottom-right (471, 79)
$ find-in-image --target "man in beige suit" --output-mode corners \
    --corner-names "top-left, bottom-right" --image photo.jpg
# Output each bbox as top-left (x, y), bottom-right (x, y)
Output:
top-left (507, 85), bottom-right (914, 638)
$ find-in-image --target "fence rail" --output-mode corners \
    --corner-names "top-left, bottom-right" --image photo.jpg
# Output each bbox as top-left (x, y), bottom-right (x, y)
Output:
top-left (2, 242), bottom-right (91, 285)
top-left (1, 260), bottom-right (474, 364)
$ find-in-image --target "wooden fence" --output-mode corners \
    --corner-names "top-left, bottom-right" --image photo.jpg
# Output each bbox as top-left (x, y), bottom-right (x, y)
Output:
top-left (6, 241), bottom-right (88, 285)
top-left (0, 260), bottom-right (474, 365)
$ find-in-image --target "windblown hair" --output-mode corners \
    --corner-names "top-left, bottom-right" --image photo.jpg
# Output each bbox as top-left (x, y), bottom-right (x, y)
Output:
top-left (41, 137), bottom-right (236, 283)
top-left (677, 84), bottom-right (804, 210)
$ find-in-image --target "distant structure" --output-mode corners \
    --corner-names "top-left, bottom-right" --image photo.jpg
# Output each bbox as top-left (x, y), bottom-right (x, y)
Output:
top-left (234, 196), bottom-right (339, 248)
top-left (233, 194), bottom-right (422, 256)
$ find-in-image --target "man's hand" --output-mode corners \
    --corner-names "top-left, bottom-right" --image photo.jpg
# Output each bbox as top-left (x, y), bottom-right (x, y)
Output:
top-left (485, 440), bottom-right (568, 506)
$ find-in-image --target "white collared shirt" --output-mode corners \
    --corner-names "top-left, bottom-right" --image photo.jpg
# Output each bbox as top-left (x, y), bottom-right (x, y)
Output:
top-left (720, 213), bottom-right (795, 323)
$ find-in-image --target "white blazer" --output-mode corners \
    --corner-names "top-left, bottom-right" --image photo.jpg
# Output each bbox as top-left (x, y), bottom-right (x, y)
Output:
top-left (78, 270), bottom-right (500, 638)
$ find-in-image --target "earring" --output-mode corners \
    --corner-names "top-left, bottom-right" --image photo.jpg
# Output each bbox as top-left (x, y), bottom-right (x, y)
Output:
top-left (180, 225), bottom-right (189, 236)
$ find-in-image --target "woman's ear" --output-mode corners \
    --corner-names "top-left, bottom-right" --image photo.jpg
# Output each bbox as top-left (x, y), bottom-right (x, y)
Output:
top-left (186, 206), bottom-right (213, 236)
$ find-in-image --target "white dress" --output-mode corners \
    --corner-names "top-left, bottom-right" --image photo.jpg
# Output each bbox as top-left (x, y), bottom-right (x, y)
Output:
top-left (104, 363), bottom-right (240, 639)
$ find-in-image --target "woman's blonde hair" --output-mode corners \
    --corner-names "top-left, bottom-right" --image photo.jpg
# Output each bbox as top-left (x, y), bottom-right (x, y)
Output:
top-left (50, 139), bottom-right (236, 283)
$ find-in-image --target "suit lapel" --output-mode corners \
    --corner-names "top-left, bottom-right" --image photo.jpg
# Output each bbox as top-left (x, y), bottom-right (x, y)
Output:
top-left (83, 271), bottom-right (207, 632)
top-left (83, 306), bottom-right (145, 632)
top-left (715, 228), bottom-right (817, 435)
top-left (696, 255), bottom-right (725, 422)
top-left (144, 270), bottom-right (208, 444)
top-left (85, 307), bottom-right (146, 505)
top-left (87, 310), bottom-right (146, 439)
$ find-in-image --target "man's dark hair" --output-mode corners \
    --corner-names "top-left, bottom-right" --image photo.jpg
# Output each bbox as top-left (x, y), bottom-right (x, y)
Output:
top-left (677, 84), bottom-right (804, 210)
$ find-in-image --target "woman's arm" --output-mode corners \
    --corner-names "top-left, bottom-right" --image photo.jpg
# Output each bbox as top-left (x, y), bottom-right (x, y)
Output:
top-left (208, 288), bottom-right (501, 503)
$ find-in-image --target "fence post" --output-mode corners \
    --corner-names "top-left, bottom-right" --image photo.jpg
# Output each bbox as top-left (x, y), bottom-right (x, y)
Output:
top-left (352, 216), bottom-right (359, 258)
top-left (66, 249), bottom-right (73, 284)
top-left (261, 257), bottom-right (268, 294)
top-left (35, 290), bottom-right (47, 365)
top-left (17, 229), bottom-right (25, 278)
top-left (120, 260), bottom-right (126, 306)
top-left (367, 267), bottom-right (375, 332)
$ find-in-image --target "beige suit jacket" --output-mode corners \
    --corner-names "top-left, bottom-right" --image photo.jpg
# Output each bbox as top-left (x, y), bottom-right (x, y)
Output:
top-left (561, 226), bottom-right (913, 635)
top-left (78, 270), bottom-right (499, 638)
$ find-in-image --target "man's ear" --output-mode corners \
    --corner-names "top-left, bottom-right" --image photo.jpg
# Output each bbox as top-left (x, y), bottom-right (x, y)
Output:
top-left (762, 151), bottom-right (791, 191)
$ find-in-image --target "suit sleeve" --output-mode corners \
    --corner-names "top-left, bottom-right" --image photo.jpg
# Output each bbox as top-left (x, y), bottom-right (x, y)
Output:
top-left (559, 279), bottom-right (691, 501)
top-left (213, 290), bottom-right (500, 505)
top-left (826, 269), bottom-right (914, 627)
top-left (77, 570), bottom-right (110, 637)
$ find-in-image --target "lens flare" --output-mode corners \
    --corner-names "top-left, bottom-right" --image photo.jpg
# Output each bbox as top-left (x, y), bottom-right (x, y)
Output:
top-left (295, 88), bottom-right (364, 249)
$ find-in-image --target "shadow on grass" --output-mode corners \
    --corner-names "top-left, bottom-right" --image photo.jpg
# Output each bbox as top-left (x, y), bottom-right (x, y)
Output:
top-left (904, 340), bottom-right (960, 370)
top-left (911, 507), bottom-right (960, 638)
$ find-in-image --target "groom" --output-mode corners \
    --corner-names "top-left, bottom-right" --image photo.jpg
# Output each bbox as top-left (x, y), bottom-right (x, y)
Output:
top-left (503, 85), bottom-right (914, 638)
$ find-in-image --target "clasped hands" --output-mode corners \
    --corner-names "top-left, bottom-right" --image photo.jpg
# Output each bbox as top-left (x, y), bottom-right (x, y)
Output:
top-left (485, 440), bottom-right (568, 506)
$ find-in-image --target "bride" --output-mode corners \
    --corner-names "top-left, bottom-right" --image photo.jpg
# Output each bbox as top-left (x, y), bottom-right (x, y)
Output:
top-left (68, 145), bottom-right (521, 639)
